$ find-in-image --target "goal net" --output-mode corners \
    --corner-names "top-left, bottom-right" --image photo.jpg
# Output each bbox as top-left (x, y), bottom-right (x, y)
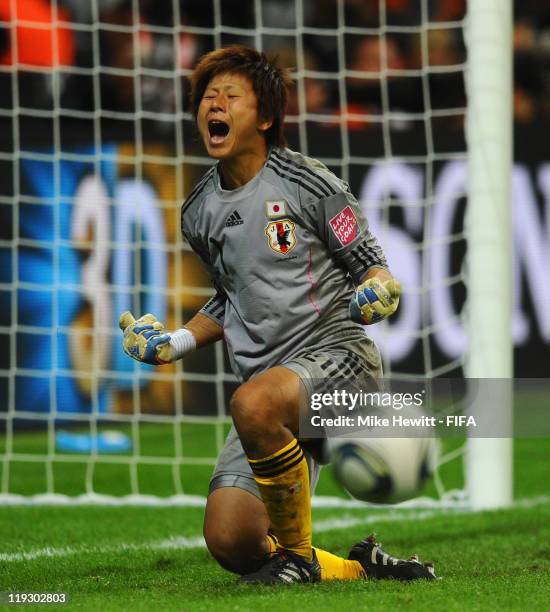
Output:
top-left (0, 0), bottom-right (512, 506)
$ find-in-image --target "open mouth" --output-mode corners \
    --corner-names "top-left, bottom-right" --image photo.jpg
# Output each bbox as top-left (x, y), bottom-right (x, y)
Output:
top-left (208, 120), bottom-right (230, 144)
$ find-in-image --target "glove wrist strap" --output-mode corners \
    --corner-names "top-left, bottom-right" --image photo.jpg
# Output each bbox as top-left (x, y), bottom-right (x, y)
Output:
top-left (169, 328), bottom-right (197, 360)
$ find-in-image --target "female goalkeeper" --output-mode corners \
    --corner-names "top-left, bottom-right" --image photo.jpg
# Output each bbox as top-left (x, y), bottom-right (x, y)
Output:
top-left (120, 45), bottom-right (435, 585)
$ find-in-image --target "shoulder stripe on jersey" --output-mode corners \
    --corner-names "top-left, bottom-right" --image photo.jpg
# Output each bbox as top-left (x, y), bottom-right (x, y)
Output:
top-left (182, 167), bottom-right (215, 212)
top-left (272, 150), bottom-right (337, 197)
top-left (266, 163), bottom-right (326, 200)
top-left (268, 157), bottom-right (332, 198)
top-left (272, 149), bottom-right (337, 196)
top-left (270, 153), bottom-right (335, 198)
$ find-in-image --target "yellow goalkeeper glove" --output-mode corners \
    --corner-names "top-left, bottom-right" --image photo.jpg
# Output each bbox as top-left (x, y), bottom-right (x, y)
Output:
top-left (119, 312), bottom-right (196, 365)
top-left (119, 312), bottom-right (173, 364)
top-left (349, 277), bottom-right (401, 325)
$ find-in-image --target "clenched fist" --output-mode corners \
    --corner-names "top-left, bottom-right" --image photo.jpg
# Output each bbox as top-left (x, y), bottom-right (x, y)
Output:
top-left (349, 277), bottom-right (401, 325)
top-left (119, 312), bottom-right (174, 365)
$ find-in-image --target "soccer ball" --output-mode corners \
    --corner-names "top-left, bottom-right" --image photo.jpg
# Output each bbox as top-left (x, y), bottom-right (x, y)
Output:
top-left (328, 436), bottom-right (439, 504)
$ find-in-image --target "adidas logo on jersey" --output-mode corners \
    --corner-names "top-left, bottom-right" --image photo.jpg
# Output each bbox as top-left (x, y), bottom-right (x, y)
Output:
top-left (225, 211), bottom-right (244, 227)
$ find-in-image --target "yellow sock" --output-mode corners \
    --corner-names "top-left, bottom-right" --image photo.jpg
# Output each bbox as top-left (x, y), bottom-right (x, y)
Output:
top-left (266, 533), bottom-right (278, 556)
top-left (265, 533), bottom-right (366, 581)
top-left (314, 548), bottom-right (366, 581)
top-left (248, 438), bottom-right (312, 561)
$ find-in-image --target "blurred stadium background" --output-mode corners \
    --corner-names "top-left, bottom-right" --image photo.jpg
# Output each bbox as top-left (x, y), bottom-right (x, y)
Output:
top-left (0, 0), bottom-right (548, 504)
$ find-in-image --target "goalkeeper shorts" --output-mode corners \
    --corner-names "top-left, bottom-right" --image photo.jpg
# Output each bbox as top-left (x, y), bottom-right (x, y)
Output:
top-left (208, 329), bottom-right (383, 499)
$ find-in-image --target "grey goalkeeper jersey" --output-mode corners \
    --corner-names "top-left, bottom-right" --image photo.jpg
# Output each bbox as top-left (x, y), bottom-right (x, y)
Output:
top-left (181, 147), bottom-right (388, 382)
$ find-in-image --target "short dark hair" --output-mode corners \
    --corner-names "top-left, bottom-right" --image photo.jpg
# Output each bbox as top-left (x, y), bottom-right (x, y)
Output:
top-left (190, 45), bottom-right (291, 147)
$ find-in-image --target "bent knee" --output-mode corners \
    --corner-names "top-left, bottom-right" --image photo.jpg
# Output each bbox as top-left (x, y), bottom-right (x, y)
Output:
top-left (230, 384), bottom-right (278, 433)
top-left (203, 524), bottom-right (266, 574)
top-left (203, 527), bottom-right (239, 571)
top-left (230, 383), bottom-right (264, 420)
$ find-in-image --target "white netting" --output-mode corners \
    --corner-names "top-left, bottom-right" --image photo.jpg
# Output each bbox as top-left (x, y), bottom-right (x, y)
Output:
top-left (0, 0), bottom-right (483, 503)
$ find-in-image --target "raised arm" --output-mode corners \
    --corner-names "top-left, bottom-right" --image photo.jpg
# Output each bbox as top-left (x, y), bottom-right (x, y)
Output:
top-left (301, 185), bottom-right (400, 325)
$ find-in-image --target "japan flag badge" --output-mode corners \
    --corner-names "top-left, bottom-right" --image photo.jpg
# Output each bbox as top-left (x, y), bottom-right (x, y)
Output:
top-left (266, 200), bottom-right (287, 218)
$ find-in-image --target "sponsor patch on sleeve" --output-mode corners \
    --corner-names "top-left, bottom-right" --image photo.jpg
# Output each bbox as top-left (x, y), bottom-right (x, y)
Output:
top-left (329, 205), bottom-right (358, 246)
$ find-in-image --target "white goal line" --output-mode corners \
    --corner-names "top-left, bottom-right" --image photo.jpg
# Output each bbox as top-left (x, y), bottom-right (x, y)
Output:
top-left (2, 495), bottom-right (549, 564)
top-left (0, 492), bottom-right (468, 509)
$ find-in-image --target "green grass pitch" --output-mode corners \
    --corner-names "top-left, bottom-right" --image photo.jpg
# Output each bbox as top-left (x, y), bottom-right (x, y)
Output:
top-left (1, 423), bottom-right (549, 611)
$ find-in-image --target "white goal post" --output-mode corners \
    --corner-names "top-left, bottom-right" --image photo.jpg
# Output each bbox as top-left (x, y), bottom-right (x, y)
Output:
top-left (464, 0), bottom-right (513, 509)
